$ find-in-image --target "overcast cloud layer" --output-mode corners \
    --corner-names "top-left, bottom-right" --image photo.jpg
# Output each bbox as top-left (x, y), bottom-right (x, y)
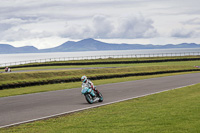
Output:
top-left (0, 0), bottom-right (200, 49)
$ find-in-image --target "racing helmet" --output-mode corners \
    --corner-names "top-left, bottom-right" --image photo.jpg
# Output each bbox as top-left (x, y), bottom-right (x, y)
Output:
top-left (81, 75), bottom-right (87, 82)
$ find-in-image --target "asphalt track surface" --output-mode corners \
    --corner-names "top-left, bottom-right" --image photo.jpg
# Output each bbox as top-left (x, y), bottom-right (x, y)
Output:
top-left (0, 72), bottom-right (200, 128)
top-left (1, 67), bottom-right (117, 73)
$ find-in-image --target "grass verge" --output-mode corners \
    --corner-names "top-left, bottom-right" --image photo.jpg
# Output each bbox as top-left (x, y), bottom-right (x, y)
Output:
top-left (1, 81), bottom-right (200, 132)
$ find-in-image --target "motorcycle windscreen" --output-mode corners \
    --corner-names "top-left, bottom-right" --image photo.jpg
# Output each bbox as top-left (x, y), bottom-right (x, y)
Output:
top-left (81, 87), bottom-right (88, 94)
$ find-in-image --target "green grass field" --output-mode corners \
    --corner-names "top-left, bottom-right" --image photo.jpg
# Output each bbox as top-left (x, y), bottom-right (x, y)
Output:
top-left (1, 82), bottom-right (200, 133)
top-left (1, 56), bottom-right (200, 132)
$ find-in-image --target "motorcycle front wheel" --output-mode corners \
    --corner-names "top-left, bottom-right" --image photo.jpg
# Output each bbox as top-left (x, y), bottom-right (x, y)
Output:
top-left (85, 94), bottom-right (94, 104)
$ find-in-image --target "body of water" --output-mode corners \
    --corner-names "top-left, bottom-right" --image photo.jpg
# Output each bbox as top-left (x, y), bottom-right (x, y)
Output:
top-left (0, 48), bottom-right (200, 65)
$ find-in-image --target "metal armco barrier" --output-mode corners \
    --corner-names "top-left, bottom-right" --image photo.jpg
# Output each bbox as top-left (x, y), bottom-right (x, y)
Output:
top-left (0, 52), bottom-right (200, 67)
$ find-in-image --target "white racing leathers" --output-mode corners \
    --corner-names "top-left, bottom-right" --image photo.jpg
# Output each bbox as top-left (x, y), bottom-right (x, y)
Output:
top-left (82, 79), bottom-right (94, 90)
top-left (82, 79), bottom-right (96, 96)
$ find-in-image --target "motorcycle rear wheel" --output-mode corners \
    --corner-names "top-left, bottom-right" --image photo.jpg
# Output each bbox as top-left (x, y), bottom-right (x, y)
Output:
top-left (98, 92), bottom-right (103, 102)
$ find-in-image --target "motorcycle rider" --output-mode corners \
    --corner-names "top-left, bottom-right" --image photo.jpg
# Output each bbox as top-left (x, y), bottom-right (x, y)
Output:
top-left (5, 67), bottom-right (8, 72)
top-left (81, 75), bottom-right (99, 98)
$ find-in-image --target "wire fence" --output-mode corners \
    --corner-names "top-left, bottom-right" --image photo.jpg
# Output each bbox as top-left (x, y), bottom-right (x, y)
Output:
top-left (0, 52), bottom-right (200, 67)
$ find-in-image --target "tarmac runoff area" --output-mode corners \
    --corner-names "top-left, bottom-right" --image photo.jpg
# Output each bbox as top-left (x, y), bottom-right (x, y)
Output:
top-left (0, 73), bottom-right (200, 128)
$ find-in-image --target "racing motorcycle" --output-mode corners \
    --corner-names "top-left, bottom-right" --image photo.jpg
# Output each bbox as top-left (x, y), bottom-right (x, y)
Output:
top-left (81, 85), bottom-right (103, 104)
top-left (5, 67), bottom-right (11, 72)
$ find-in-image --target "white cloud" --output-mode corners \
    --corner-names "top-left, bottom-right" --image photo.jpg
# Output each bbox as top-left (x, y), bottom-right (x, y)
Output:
top-left (59, 14), bottom-right (158, 39)
top-left (92, 15), bottom-right (114, 38)
top-left (182, 17), bottom-right (200, 25)
top-left (171, 28), bottom-right (194, 38)
top-left (170, 28), bottom-right (200, 38)
top-left (0, 28), bottom-right (52, 42)
top-left (0, 0), bottom-right (200, 48)
top-left (0, 18), bottom-right (26, 31)
top-left (171, 17), bottom-right (200, 38)
top-left (59, 22), bottom-right (91, 39)
top-left (114, 15), bottom-right (158, 38)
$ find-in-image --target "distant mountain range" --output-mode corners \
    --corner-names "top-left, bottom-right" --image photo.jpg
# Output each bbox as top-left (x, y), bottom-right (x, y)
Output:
top-left (1, 38), bottom-right (200, 54)
top-left (0, 44), bottom-right (39, 54)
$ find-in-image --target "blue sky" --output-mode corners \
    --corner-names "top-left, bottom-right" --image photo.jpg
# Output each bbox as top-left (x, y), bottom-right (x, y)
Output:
top-left (0, 0), bottom-right (200, 49)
